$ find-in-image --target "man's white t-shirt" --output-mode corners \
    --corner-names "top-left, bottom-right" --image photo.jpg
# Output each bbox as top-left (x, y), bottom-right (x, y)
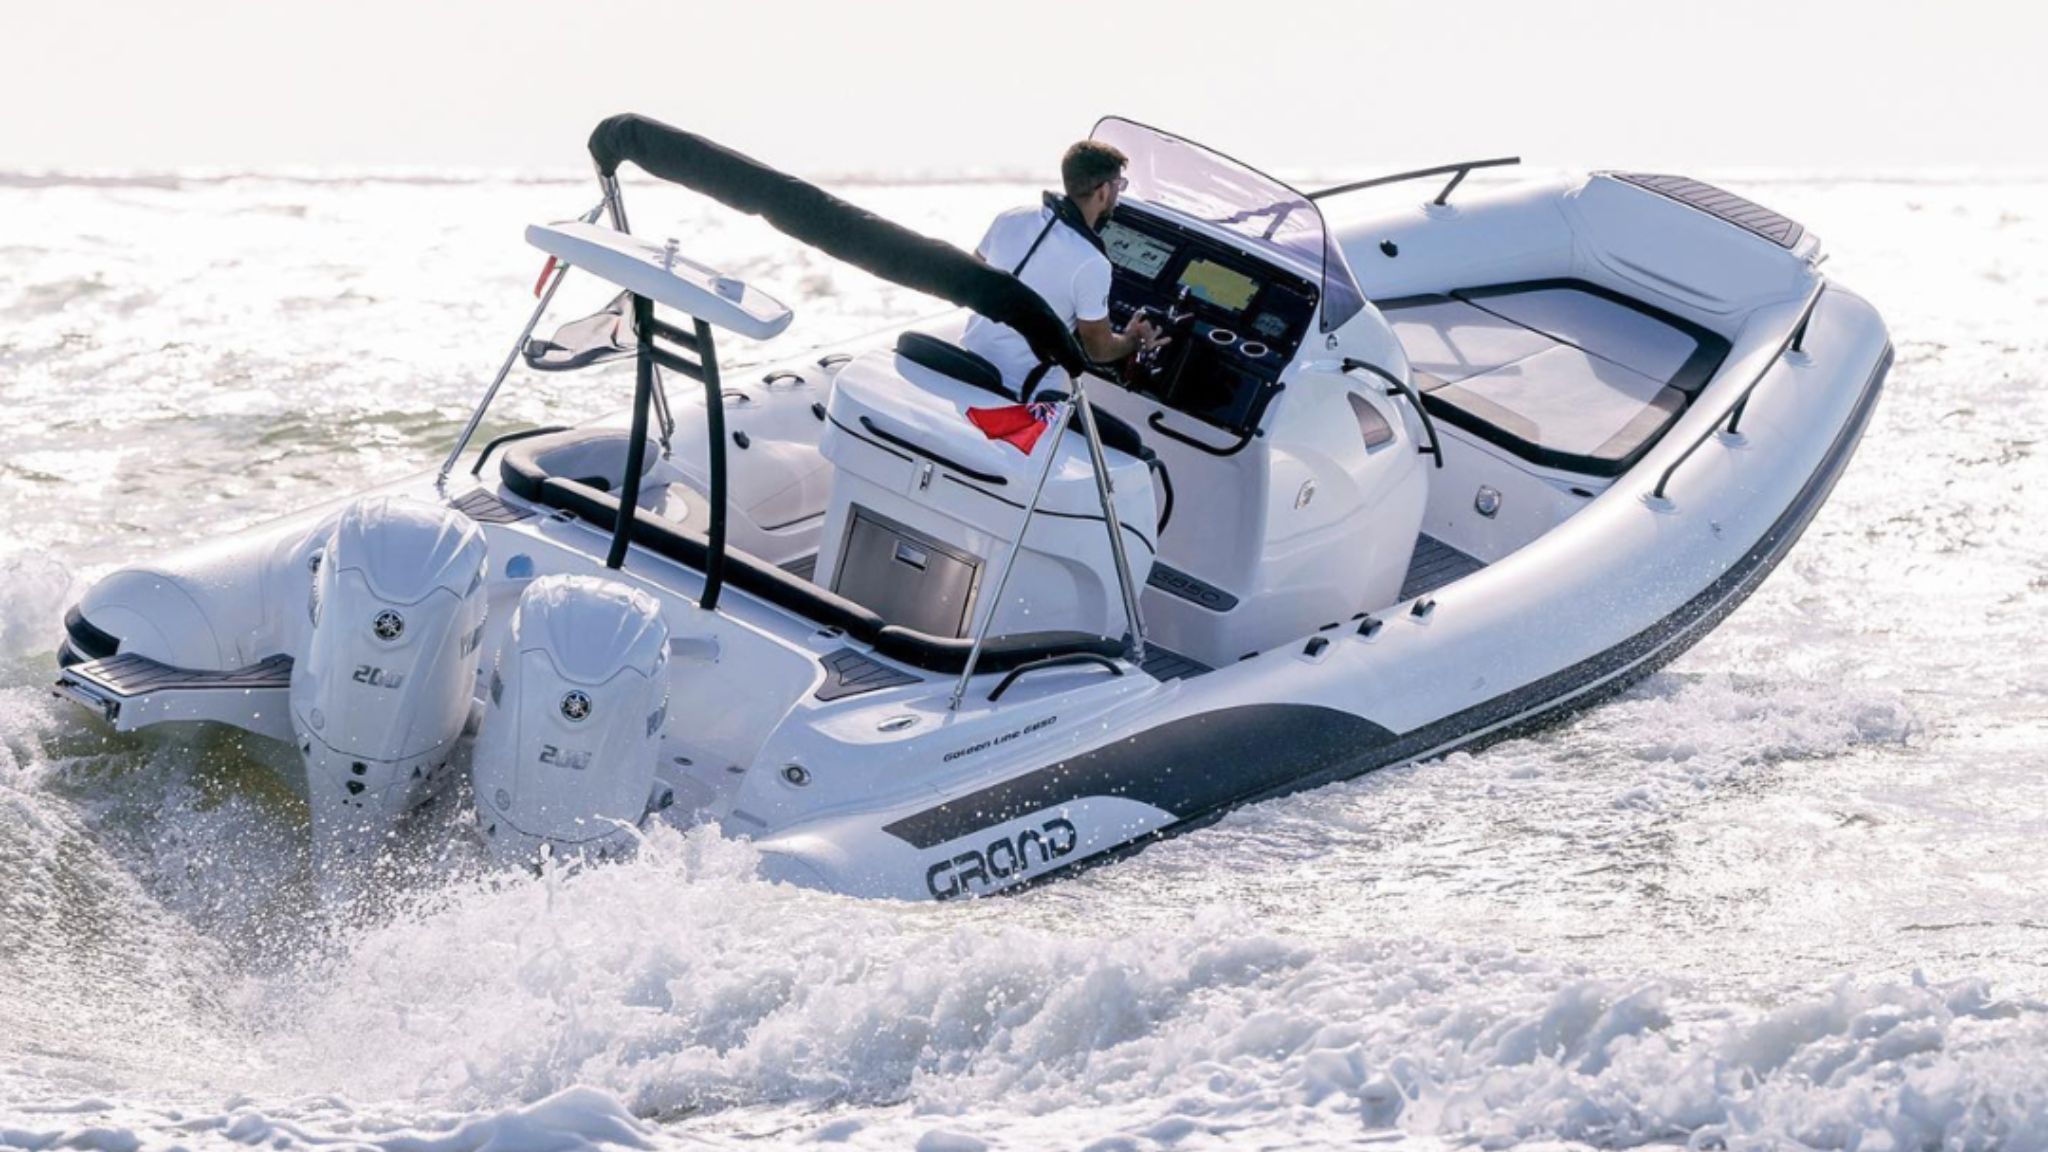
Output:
top-left (961, 203), bottom-right (1111, 393)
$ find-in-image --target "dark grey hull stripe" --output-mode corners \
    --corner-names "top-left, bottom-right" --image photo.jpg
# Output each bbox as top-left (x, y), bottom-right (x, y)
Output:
top-left (882, 704), bottom-right (1396, 849)
top-left (887, 343), bottom-right (1891, 871)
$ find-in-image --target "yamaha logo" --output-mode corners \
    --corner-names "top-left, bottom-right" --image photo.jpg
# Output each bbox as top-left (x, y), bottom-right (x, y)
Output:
top-left (561, 691), bottom-right (592, 722)
top-left (371, 610), bottom-right (405, 641)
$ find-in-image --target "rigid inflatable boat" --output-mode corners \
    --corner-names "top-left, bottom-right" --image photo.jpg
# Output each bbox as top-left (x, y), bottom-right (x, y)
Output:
top-left (53, 116), bottom-right (1892, 899)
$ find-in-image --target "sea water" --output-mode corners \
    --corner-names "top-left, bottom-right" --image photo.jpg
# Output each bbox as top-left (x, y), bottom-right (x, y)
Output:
top-left (2, 171), bottom-right (2046, 1150)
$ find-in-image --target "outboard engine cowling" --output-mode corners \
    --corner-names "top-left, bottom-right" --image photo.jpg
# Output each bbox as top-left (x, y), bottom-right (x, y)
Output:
top-left (471, 575), bottom-right (670, 865)
top-left (290, 498), bottom-right (489, 865)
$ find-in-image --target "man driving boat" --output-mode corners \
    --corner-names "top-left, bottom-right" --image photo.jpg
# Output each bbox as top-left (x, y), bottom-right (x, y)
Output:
top-left (963, 140), bottom-right (1166, 392)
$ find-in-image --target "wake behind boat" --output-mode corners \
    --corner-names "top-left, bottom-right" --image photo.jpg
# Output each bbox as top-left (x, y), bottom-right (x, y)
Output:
top-left (52, 114), bottom-right (1892, 900)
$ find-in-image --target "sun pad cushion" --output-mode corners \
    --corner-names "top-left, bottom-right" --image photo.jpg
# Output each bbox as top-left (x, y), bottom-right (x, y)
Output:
top-left (1381, 282), bottom-right (1727, 477)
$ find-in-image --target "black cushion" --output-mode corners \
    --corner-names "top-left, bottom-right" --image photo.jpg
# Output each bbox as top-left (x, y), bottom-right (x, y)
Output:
top-left (896, 330), bottom-right (1009, 399)
top-left (873, 626), bottom-right (1124, 675)
top-left (1080, 404), bottom-right (1149, 462)
top-left (501, 428), bottom-right (648, 504)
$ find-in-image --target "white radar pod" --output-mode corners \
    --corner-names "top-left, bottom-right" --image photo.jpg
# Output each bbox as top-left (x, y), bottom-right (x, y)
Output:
top-left (525, 220), bottom-right (794, 340)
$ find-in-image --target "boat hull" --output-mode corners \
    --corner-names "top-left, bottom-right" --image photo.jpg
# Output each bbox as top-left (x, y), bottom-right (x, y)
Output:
top-left (748, 288), bottom-right (1892, 899)
top-left (51, 169), bottom-right (1894, 903)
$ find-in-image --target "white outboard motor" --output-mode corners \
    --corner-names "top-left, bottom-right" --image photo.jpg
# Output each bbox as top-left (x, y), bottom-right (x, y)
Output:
top-left (471, 575), bottom-right (670, 866)
top-left (290, 498), bottom-right (489, 865)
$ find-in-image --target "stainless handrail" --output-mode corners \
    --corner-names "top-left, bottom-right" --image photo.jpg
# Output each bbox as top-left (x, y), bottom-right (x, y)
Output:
top-left (1071, 370), bottom-right (1148, 666)
top-left (434, 199), bottom-right (607, 496)
top-left (1650, 280), bottom-right (1827, 503)
top-left (1307, 157), bottom-right (1522, 206)
top-left (949, 396), bottom-right (1074, 711)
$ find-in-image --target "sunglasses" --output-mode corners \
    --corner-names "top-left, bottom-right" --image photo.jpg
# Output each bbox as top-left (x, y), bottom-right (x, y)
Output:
top-left (1096, 175), bottom-right (1129, 196)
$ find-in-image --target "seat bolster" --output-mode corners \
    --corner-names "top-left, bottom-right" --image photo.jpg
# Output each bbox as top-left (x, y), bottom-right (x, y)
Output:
top-left (872, 626), bottom-right (1123, 674)
top-left (503, 428), bottom-right (653, 503)
top-left (1079, 403), bottom-right (1150, 461)
top-left (896, 331), bottom-right (1010, 399)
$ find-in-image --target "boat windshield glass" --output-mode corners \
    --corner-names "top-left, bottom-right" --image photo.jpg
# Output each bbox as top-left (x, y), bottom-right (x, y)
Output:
top-left (1091, 117), bottom-right (1365, 334)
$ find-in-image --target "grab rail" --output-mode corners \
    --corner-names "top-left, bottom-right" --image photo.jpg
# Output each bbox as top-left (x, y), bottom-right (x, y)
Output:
top-left (857, 415), bottom-right (1008, 486)
top-left (1342, 359), bottom-right (1444, 469)
top-left (1650, 280), bottom-right (1826, 503)
top-left (1147, 410), bottom-right (1258, 457)
top-left (1307, 157), bottom-right (1522, 207)
top-left (987, 652), bottom-right (1124, 703)
top-left (469, 424), bottom-right (569, 476)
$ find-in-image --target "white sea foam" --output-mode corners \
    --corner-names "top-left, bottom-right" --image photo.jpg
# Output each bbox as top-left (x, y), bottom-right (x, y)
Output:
top-left (0, 553), bottom-right (73, 660)
top-left (12, 820), bottom-right (2048, 1151)
top-left (4, 174), bottom-right (2047, 1150)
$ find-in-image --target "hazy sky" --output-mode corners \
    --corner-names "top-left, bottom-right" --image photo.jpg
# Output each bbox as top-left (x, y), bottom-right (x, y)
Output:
top-left (8, 0), bottom-right (2045, 177)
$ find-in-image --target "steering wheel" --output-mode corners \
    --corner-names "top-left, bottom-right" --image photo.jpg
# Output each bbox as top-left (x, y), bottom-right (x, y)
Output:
top-left (1122, 300), bottom-right (1198, 396)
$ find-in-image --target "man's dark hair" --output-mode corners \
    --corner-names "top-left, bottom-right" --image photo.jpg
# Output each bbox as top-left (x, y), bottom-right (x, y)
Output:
top-left (1062, 140), bottom-right (1128, 199)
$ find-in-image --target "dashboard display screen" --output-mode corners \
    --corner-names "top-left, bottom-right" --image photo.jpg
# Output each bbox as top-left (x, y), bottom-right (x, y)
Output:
top-left (1177, 259), bottom-right (1259, 312)
top-left (1251, 311), bottom-right (1289, 339)
top-left (1101, 221), bottom-right (1175, 279)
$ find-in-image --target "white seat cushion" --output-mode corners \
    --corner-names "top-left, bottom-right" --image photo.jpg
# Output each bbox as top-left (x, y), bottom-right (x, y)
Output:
top-left (1384, 299), bottom-right (1553, 385)
top-left (1456, 285), bottom-right (1711, 390)
top-left (1381, 286), bottom-right (1715, 477)
top-left (825, 348), bottom-right (1146, 519)
top-left (1430, 345), bottom-right (1682, 463)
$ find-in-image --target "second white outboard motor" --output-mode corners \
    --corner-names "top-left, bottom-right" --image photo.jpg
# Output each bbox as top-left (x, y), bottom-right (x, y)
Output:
top-left (472, 575), bottom-right (670, 866)
top-left (290, 497), bottom-right (489, 867)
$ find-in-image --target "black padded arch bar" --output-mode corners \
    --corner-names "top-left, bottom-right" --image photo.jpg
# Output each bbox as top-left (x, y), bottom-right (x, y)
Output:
top-left (588, 113), bottom-right (1086, 376)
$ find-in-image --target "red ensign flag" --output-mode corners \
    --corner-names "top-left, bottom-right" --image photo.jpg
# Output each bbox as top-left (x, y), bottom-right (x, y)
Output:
top-left (965, 402), bottom-right (1061, 454)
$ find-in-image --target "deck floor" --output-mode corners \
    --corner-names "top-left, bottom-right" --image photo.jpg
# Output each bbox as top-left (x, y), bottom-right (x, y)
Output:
top-left (1140, 645), bottom-right (1212, 681)
top-left (64, 652), bottom-right (295, 694)
top-left (1400, 535), bottom-right (1488, 601)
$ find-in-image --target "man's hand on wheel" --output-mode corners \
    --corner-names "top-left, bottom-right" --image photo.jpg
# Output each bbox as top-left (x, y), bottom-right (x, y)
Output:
top-left (1126, 314), bottom-right (1169, 357)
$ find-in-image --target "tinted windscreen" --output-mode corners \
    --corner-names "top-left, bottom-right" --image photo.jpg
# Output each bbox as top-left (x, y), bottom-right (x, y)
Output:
top-left (1091, 117), bottom-right (1366, 333)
